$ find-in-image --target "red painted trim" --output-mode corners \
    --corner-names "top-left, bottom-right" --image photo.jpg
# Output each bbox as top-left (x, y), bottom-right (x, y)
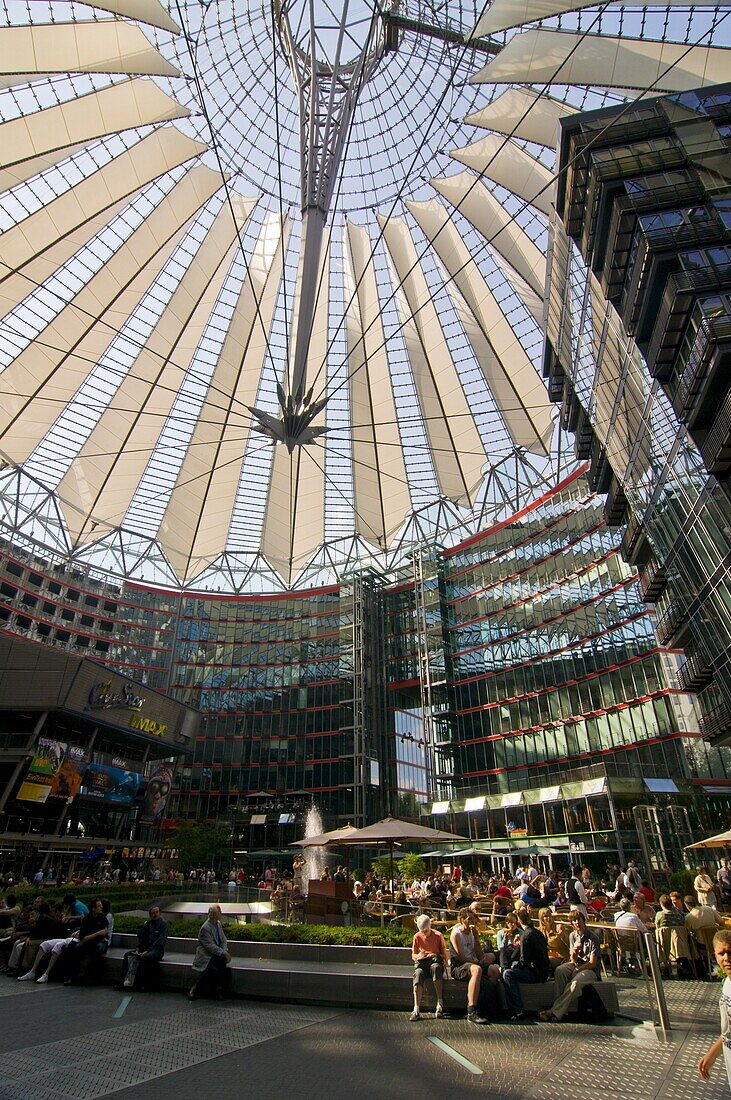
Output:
top-left (443, 463), bottom-right (591, 557)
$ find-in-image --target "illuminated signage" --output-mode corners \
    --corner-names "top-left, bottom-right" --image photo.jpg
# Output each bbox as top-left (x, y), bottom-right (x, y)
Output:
top-left (129, 712), bottom-right (168, 738)
top-left (88, 680), bottom-right (145, 712)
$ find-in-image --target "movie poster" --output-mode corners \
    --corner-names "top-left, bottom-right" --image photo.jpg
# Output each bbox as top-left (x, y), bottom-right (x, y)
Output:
top-left (141, 763), bottom-right (174, 825)
top-left (17, 737), bottom-right (68, 802)
top-left (81, 763), bottom-right (141, 804)
top-left (49, 745), bottom-right (89, 801)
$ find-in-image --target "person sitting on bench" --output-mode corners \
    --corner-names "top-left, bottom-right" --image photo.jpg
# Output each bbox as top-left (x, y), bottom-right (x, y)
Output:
top-left (409, 913), bottom-right (449, 1022)
top-left (120, 904), bottom-right (168, 990)
top-left (539, 911), bottom-right (601, 1022)
top-left (188, 905), bottom-right (231, 1001)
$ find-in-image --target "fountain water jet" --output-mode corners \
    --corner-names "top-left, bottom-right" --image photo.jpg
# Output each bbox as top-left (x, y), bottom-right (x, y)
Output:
top-left (302, 804), bottom-right (327, 894)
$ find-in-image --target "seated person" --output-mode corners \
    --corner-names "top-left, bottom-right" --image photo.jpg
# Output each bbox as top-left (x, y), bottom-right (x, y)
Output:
top-left (540, 874), bottom-right (558, 907)
top-left (491, 895), bottom-right (511, 919)
top-left (497, 911), bottom-right (521, 969)
top-left (409, 914), bottom-right (450, 1022)
top-left (539, 911), bottom-right (601, 1022)
top-left (502, 909), bottom-right (550, 1021)
top-left (614, 896), bottom-right (647, 971)
top-left (62, 893), bottom-right (89, 926)
top-left (64, 899), bottom-right (109, 985)
top-left (17, 930), bottom-right (79, 983)
top-left (515, 880), bottom-right (541, 908)
top-left (449, 909), bottom-right (493, 1024)
top-left (631, 892), bottom-right (656, 926)
top-left (0, 894), bottom-right (20, 931)
top-left (614, 897), bottom-right (647, 933)
top-left (538, 907), bottom-right (569, 969)
top-left (685, 895), bottom-right (725, 935)
top-left (188, 905), bottom-right (231, 1001)
top-left (1, 906), bottom-right (37, 972)
top-left (119, 904), bottom-right (168, 990)
top-left (588, 886), bottom-right (608, 915)
top-left (655, 894), bottom-right (694, 976)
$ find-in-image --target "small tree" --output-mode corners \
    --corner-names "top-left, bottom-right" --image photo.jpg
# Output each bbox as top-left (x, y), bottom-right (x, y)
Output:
top-left (372, 855), bottom-right (392, 882)
top-left (171, 822), bottom-right (230, 872)
top-left (397, 852), bottom-right (426, 882)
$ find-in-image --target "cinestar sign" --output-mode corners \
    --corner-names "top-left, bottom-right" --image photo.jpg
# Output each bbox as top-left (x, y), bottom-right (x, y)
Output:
top-left (87, 680), bottom-right (145, 712)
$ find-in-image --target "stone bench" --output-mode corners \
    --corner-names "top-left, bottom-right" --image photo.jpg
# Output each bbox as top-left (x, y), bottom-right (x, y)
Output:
top-left (104, 935), bottom-right (619, 1015)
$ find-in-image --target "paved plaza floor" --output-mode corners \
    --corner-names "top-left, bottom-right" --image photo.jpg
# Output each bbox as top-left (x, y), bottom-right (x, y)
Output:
top-left (0, 976), bottom-right (727, 1100)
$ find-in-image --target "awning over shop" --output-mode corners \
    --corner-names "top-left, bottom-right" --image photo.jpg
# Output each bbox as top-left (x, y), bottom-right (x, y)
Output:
top-left (644, 778), bottom-right (679, 793)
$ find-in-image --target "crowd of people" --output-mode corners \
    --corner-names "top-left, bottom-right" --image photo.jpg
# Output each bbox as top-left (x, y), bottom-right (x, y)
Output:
top-left (0, 891), bottom-right (113, 984)
top-left (401, 858), bottom-right (731, 1027)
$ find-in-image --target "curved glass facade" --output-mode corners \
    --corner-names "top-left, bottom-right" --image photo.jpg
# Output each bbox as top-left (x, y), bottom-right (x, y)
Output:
top-left (1, 466), bottom-right (729, 861)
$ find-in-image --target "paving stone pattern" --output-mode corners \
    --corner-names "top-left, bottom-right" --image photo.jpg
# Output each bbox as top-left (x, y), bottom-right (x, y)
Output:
top-left (0, 1002), bottom-right (336, 1100)
top-left (0, 979), bottom-right (728, 1099)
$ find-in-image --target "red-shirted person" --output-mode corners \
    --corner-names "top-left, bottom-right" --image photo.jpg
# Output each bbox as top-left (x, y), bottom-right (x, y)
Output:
top-left (409, 914), bottom-right (450, 1022)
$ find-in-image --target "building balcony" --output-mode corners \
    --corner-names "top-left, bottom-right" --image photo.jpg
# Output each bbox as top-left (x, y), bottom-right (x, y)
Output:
top-left (646, 262), bottom-right (731, 381)
top-left (603, 476), bottom-right (628, 527)
top-left (638, 558), bottom-right (667, 603)
top-left (699, 703), bottom-right (731, 744)
top-left (676, 651), bottom-right (714, 692)
top-left (699, 387), bottom-right (731, 481)
top-left (620, 510), bottom-right (650, 566)
top-left (654, 600), bottom-right (689, 646)
top-left (672, 311), bottom-right (731, 431)
top-left (574, 409), bottom-right (595, 461)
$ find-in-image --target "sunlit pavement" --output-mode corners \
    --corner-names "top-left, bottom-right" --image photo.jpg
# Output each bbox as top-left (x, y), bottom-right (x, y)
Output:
top-left (0, 977), bottom-right (726, 1100)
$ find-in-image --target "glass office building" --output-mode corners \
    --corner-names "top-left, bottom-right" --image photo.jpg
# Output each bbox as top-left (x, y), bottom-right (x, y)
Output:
top-left (2, 463), bottom-right (730, 870)
top-left (544, 84), bottom-right (731, 757)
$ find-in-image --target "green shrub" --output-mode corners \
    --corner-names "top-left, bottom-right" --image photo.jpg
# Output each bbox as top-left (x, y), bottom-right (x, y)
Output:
top-left (668, 870), bottom-right (695, 897)
top-left (112, 915), bottom-right (413, 947)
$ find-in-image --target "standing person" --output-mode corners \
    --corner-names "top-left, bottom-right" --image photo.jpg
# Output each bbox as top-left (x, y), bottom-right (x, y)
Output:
top-left (502, 909), bottom-right (550, 1021)
top-left (119, 904), bottom-right (168, 990)
top-left (717, 859), bottom-right (731, 910)
top-left (626, 860), bottom-right (643, 893)
top-left (188, 905), bottom-right (231, 1001)
top-left (696, 866), bottom-right (719, 909)
top-left (699, 930), bottom-right (731, 1088)
top-left (409, 914), bottom-right (449, 1022)
top-left (539, 911), bottom-right (601, 1022)
top-left (566, 865), bottom-right (589, 918)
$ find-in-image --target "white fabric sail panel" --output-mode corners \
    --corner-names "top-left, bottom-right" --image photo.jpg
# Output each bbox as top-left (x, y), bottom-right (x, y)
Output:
top-left (471, 0), bottom-right (724, 37)
top-left (344, 221), bottom-right (411, 548)
top-left (57, 199), bottom-right (254, 545)
top-left (377, 214), bottom-right (486, 507)
top-left (0, 22), bottom-right (179, 81)
top-left (0, 165), bottom-right (225, 464)
top-left (470, 0), bottom-right (721, 37)
top-left (260, 443), bottom-right (327, 584)
top-left (494, 257), bottom-right (545, 325)
top-left (450, 134), bottom-right (554, 216)
top-left (0, 81), bottom-right (189, 179)
top-left (431, 173), bottom-right (546, 297)
top-left (27, 0), bottom-right (181, 33)
top-left (469, 29), bottom-right (731, 93)
top-left (464, 87), bottom-right (576, 148)
top-left (158, 215), bottom-right (289, 583)
top-left (260, 244), bottom-right (329, 581)
top-left (407, 199), bottom-right (553, 454)
top-left (0, 128), bottom-right (206, 318)
top-left (0, 143), bottom-right (93, 193)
